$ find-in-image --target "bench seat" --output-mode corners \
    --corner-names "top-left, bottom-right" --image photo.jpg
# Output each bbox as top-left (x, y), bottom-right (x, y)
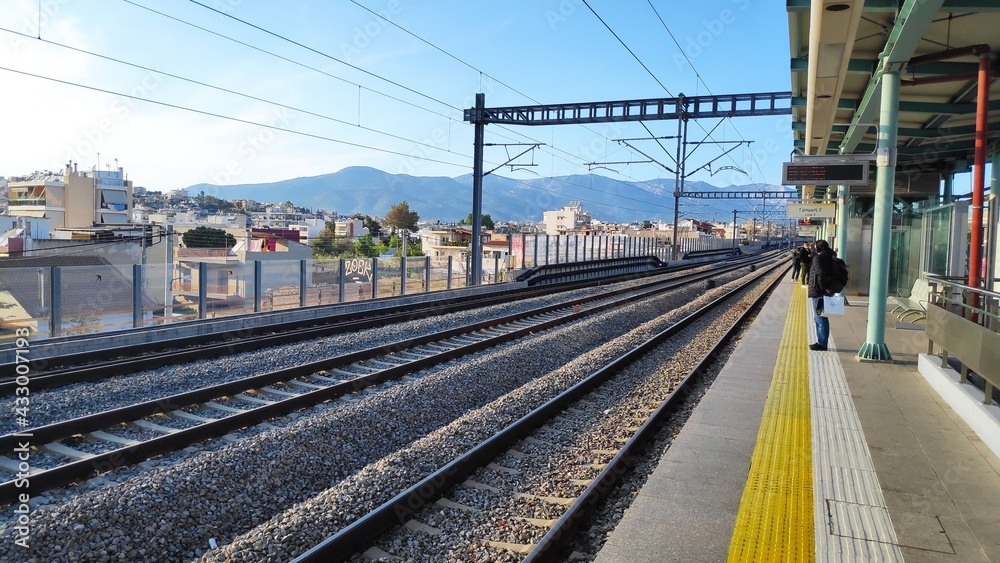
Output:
top-left (890, 277), bottom-right (929, 322)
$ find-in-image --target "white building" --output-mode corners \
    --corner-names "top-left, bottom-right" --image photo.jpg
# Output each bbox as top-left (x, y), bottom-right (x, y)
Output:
top-left (5, 162), bottom-right (133, 228)
top-left (541, 201), bottom-right (592, 235)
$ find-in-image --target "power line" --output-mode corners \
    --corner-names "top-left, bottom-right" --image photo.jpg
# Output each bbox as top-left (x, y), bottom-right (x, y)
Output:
top-left (125, 0), bottom-right (637, 199)
top-left (583, 0), bottom-right (767, 190)
top-left (646, 0), bottom-right (770, 187)
top-left (185, 0), bottom-right (460, 112)
top-left (120, 0), bottom-right (455, 122)
top-left (132, 0), bottom-right (663, 202)
top-left (580, 0), bottom-right (674, 97)
top-left (346, 0), bottom-right (542, 106)
top-left (0, 233), bottom-right (164, 259)
top-left (0, 65), bottom-right (473, 170)
top-left (0, 27), bottom-right (478, 162)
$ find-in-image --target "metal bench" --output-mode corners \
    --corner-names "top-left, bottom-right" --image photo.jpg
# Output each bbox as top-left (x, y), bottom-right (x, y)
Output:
top-left (891, 277), bottom-right (929, 322)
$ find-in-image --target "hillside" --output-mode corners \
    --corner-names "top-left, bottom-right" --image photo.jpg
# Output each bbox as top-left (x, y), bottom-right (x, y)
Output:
top-left (186, 166), bottom-right (793, 223)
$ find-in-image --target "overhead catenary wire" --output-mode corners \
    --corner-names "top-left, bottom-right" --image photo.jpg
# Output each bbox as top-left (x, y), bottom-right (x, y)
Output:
top-left (125, 0), bottom-right (664, 211)
top-left (583, 0), bottom-right (769, 191)
top-left (0, 66), bottom-right (474, 169)
top-left (11, 2), bottom-right (690, 219)
top-left (343, 0), bottom-right (642, 172)
top-left (120, 0), bottom-right (456, 122)
top-left (185, 0), bottom-right (461, 112)
top-left (0, 27), bottom-right (477, 162)
top-left (161, 0), bottom-right (689, 214)
top-left (646, 0), bottom-right (770, 187)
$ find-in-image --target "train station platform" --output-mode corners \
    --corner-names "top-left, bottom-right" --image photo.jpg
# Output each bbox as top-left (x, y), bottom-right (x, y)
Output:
top-left (595, 276), bottom-right (1000, 562)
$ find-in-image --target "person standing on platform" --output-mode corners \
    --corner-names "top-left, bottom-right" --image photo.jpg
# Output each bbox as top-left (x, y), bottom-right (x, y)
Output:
top-left (798, 242), bottom-right (812, 285)
top-left (808, 239), bottom-right (836, 351)
top-left (790, 245), bottom-right (802, 281)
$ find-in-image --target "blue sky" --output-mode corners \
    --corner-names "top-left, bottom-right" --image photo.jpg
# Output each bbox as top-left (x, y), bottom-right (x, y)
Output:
top-left (0, 0), bottom-right (795, 201)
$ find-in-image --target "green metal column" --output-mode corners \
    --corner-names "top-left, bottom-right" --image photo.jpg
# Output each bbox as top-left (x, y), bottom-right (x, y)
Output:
top-left (987, 150), bottom-right (1000, 294)
top-left (858, 69), bottom-right (900, 362)
top-left (943, 173), bottom-right (954, 202)
top-left (835, 185), bottom-right (850, 263)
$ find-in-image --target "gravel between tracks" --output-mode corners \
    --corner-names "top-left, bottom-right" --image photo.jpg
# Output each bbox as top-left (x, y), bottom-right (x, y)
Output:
top-left (0, 272), bottom-right (697, 436)
top-left (0, 264), bottom-right (768, 562)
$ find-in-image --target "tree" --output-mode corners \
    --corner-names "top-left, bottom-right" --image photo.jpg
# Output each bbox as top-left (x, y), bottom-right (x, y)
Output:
top-left (460, 213), bottom-right (494, 230)
top-left (312, 221), bottom-right (337, 258)
top-left (354, 234), bottom-right (378, 257)
top-left (384, 201), bottom-right (419, 234)
top-left (362, 215), bottom-right (382, 238)
top-left (193, 191), bottom-right (234, 213)
top-left (388, 234), bottom-right (424, 257)
top-left (182, 226), bottom-right (236, 248)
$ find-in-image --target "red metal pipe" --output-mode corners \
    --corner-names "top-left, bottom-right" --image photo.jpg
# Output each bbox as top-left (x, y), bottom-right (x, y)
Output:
top-left (969, 54), bottom-right (990, 316)
top-left (901, 72), bottom-right (991, 87)
top-left (908, 44), bottom-right (990, 67)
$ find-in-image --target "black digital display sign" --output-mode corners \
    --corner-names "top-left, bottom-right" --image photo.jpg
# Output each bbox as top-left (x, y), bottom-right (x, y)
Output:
top-left (782, 162), bottom-right (869, 185)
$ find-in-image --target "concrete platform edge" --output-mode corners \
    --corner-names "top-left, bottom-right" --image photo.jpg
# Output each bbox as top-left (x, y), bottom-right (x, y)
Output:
top-left (917, 353), bottom-right (1000, 461)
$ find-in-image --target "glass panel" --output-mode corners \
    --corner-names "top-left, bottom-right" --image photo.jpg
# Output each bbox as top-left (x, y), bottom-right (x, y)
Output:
top-left (341, 258), bottom-right (372, 303)
top-left (376, 258), bottom-right (401, 298)
top-left (0, 265), bottom-right (52, 340)
top-left (201, 262), bottom-right (254, 318)
top-left (404, 258), bottom-right (428, 293)
top-left (926, 207), bottom-right (952, 277)
top-left (59, 264), bottom-right (135, 336)
top-left (143, 262), bottom-right (169, 324)
top-left (261, 260), bottom-right (303, 312)
top-left (428, 257), bottom-right (450, 291)
top-left (310, 259), bottom-right (342, 306)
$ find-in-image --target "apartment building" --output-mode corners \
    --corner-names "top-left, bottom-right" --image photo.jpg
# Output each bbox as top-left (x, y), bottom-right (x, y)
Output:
top-left (5, 162), bottom-right (133, 228)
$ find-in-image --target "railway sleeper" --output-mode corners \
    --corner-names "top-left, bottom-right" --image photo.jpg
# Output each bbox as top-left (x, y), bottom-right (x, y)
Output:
top-left (286, 379), bottom-right (326, 390)
top-left (434, 498), bottom-right (479, 513)
top-left (483, 540), bottom-right (534, 555)
top-left (130, 420), bottom-right (180, 435)
top-left (86, 430), bottom-right (141, 447)
top-left (257, 386), bottom-right (300, 398)
top-left (403, 520), bottom-right (443, 535)
top-left (166, 410), bottom-right (216, 423)
top-left (461, 479), bottom-right (500, 493)
top-left (40, 442), bottom-right (95, 461)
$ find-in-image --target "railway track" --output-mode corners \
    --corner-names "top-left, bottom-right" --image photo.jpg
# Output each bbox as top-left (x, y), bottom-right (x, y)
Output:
top-left (0, 255), bottom-right (765, 396)
top-left (291, 260), bottom-right (785, 562)
top-left (0, 255), bottom-right (775, 504)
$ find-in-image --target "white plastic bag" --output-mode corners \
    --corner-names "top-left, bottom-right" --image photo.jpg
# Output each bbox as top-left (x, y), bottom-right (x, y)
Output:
top-left (823, 293), bottom-right (845, 315)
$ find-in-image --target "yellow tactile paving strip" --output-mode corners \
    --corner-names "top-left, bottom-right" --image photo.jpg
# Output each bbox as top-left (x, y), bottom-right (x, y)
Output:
top-left (727, 283), bottom-right (813, 562)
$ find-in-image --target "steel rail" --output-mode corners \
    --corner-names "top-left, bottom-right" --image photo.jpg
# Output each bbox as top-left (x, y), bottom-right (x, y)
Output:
top-left (2, 258), bottom-right (685, 375)
top-left (523, 262), bottom-right (787, 561)
top-left (0, 257), bottom-right (773, 505)
top-left (292, 259), bottom-right (785, 562)
top-left (0, 255), bottom-right (767, 396)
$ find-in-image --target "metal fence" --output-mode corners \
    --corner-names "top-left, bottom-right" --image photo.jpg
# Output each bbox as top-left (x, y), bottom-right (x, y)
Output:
top-left (0, 256), bottom-right (488, 342)
top-left (926, 275), bottom-right (1000, 405)
top-left (510, 233), bottom-right (741, 269)
top-left (1, 236), bottom-right (758, 342)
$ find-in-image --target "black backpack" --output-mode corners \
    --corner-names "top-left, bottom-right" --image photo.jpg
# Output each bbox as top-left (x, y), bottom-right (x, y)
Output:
top-left (832, 258), bottom-right (849, 292)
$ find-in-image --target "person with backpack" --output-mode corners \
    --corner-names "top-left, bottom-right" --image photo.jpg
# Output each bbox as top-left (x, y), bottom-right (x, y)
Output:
top-left (808, 239), bottom-right (836, 351)
top-left (797, 242), bottom-right (812, 285)
top-left (790, 246), bottom-right (802, 281)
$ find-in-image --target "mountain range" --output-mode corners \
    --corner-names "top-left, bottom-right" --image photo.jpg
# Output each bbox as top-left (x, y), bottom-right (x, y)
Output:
top-left (186, 166), bottom-right (794, 224)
